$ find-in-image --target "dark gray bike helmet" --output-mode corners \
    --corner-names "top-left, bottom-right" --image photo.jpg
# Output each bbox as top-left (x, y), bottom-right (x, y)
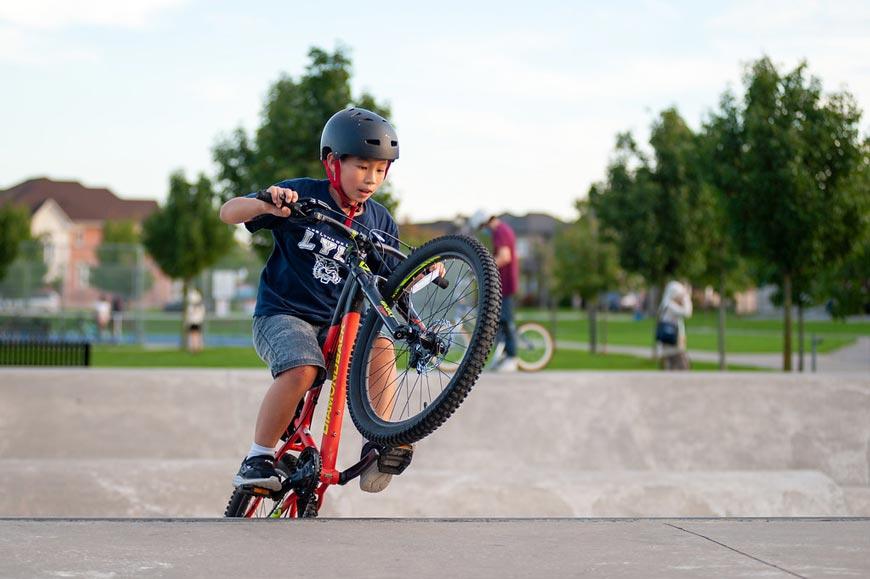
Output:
top-left (320, 107), bottom-right (399, 161)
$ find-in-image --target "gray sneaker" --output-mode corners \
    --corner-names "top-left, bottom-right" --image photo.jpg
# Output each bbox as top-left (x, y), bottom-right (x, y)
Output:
top-left (232, 454), bottom-right (282, 491)
top-left (359, 442), bottom-right (415, 493)
top-left (495, 357), bottom-right (519, 372)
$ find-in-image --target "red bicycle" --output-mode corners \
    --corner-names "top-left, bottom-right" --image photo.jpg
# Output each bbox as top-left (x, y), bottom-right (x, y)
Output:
top-left (224, 198), bottom-right (501, 518)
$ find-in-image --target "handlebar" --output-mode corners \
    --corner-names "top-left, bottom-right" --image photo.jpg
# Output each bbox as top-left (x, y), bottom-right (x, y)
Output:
top-left (255, 191), bottom-right (408, 262)
top-left (256, 191), bottom-right (449, 289)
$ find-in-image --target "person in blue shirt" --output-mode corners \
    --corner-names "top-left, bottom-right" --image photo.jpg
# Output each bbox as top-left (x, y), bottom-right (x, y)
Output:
top-left (219, 107), bottom-right (406, 494)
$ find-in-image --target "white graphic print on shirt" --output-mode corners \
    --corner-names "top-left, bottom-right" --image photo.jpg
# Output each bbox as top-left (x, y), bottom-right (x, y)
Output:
top-left (298, 227), bottom-right (347, 285)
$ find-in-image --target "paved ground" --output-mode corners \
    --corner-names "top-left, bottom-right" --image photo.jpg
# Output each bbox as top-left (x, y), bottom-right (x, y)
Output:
top-left (1, 366), bottom-right (869, 577)
top-left (2, 518), bottom-right (868, 578)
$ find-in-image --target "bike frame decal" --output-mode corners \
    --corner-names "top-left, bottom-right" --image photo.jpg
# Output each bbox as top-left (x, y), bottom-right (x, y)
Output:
top-left (377, 300), bottom-right (394, 319)
top-left (323, 322), bottom-right (345, 435)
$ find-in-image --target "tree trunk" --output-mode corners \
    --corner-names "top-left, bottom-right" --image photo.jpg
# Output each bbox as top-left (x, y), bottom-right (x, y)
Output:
top-left (798, 304), bottom-right (805, 372)
top-left (649, 284), bottom-right (662, 357)
top-left (783, 272), bottom-right (792, 372)
top-left (588, 301), bottom-right (598, 354)
top-left (181, 278), bottom-right (190, 351)
top-left (717, 267), bottom-right (727, 371)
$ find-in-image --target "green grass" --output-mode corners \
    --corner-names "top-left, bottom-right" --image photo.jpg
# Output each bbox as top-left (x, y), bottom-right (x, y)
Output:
top-left (521, 310), bottom-right (864, 354)
top-left (92, 345), bottom-right (263, 368)
top-left (92, 343), bottom-right (762, 371)
top-left (547, 348), bottom-right (765, 371)
top-left (87, 309), bottom-right (867, 370)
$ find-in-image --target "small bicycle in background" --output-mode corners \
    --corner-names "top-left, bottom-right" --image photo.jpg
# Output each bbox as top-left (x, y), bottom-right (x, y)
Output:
top-left (489, 321), bottom-right (554, 371)
top-left (436, 300), bottom-right (554, 373)
top-left (224, 197), bottom-right (501, 518)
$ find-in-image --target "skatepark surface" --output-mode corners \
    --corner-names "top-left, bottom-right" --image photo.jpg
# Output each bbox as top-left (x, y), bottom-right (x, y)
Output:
top-left (1, 368), bottom-right (869, 576)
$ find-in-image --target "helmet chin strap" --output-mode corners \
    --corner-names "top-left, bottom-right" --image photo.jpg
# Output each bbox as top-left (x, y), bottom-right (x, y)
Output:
top-left (323, 158), bottom-right (359, 225)
top-left (323, 158), bottom-right (392, 227)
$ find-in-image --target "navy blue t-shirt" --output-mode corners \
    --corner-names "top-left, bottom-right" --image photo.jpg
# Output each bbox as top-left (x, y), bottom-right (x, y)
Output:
top-left (245, 178), bottom-right (399, 325)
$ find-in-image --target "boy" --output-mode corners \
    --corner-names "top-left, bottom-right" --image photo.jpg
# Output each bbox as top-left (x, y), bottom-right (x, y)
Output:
top-left (219, 107), bottom-right (406, 493)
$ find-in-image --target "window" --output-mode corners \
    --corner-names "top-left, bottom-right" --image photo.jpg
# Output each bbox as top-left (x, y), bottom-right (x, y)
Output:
top-left (516, 237), bottom-right (531, 260)
top-left (78, 263), bottom-right (91, 288)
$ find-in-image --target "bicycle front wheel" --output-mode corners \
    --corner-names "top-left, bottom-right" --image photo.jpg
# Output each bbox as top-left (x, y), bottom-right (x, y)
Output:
top-left (347, 235), bottom-right (501, 446)
top-left (515, 322), bottom-right (554, 371)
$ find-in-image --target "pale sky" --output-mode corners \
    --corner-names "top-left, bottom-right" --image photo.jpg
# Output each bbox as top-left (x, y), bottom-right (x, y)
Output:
top-left (2, 0), bottom-right (868, 223)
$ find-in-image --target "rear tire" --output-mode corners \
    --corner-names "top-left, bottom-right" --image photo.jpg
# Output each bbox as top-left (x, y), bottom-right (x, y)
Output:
top-left (347, 235), bottom-right (501, 446)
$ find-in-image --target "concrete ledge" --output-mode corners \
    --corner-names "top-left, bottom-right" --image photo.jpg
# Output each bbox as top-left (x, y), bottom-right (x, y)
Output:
top-left (2, 518), bottom-right (869, 578)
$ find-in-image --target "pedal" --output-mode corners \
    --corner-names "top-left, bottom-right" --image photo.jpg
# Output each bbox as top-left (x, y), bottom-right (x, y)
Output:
top-left (239, 485), bottom-right (274, 497)
top-left (377, 444), bottom-right (414, 475)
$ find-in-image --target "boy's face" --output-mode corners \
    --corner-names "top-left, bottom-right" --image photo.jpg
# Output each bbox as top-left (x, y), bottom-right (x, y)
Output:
top-left (334, 154), bottom-right (389, 204)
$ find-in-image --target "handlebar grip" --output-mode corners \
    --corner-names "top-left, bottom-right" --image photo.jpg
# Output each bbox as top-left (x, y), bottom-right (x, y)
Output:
top-left (255, 189), bottom-right (275, 204)
top-left (434, 276), bottom-right (450, 289)
top-left (256, 189), bottom-right (302, 211)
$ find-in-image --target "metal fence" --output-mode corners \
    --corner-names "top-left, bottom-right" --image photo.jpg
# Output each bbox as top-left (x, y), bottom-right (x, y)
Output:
top-left (0, 240), bottom-right (259, 347)
top-left (0, 339), bottom-right (91, 366)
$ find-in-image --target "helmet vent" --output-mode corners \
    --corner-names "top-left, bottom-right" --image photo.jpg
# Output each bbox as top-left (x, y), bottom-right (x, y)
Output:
top-left (365, 139), bottom-right (381, 146)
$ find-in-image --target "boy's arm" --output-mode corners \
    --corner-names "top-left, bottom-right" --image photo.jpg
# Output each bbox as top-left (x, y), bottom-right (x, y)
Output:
top-left (219, 186), bottom-right (298, 224)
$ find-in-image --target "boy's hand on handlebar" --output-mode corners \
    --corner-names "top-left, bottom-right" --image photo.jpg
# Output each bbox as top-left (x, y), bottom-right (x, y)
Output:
top-left (428, 262), bottom-right (446, 279)
top-left (259, 186), bottom-right (298, 217)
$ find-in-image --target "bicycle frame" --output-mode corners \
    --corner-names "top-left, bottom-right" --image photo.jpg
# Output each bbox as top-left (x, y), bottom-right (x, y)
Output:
top-left (240, 243), bottom-right (411, 517)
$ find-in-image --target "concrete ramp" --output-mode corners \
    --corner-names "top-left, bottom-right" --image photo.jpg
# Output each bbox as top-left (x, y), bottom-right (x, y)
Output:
top-left (1, 369), bottom-right (868, 517)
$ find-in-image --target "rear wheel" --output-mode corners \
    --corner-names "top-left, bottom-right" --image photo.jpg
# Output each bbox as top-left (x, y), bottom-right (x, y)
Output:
top-left (224, 448), bottom-right (321, 518)
top-left (515, 323), bottom-right (554, 371)
top-left (347, 235), bottom-right (501, 446)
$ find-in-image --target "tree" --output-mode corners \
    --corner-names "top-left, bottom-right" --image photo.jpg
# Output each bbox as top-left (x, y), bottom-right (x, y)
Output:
top-left (553, 202), bottom-right (620, 353)
top-left (0, 203), bottom-right (32, 282)
top-left (818, 137), bottom-right (870, 318)
top-left (0, 239), bottom-right (48, 301)
top-left (91, 220), bottom-right (153, 300)
top-left (142, 171), bottom-right (234, 349)
top-left (698, 93), bottom-right (756, 369)
top-left (718, 57), bottom-right (866, 371)
top-left (590, 110), bottom-right (708, 320)
top-left (214, 46), bottom-right (397, 259)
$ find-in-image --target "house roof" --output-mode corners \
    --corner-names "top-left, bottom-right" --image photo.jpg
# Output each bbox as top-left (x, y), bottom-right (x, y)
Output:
top-left (415, 212), bottom-right (566, 238)
top-left (0, 177), bottom-right (158, 223)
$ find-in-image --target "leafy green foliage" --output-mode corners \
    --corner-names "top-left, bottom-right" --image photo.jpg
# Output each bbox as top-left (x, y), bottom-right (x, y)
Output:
top-left (711, 57), bottom-right (868, 369)
top-left (0, 239), bottom-right (48, 299)
top-left (143, 172), bottom-right (234, 283)
top-left (91, 220), bottom-right (153, 298)
top-left (213, 46), bottom-right (398, 259)
top-left (553, 207), bottom-right (620, 304)
top-left (553, 206), bottom-right (620, 352)
top-left (0, 203), bottom-right (32, 282)
top-left (590, 110), bottom-right (709, 295)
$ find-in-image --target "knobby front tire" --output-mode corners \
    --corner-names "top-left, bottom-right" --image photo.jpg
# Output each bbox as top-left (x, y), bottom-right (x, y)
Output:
top-left (347, 235), bottom-right (501, 446)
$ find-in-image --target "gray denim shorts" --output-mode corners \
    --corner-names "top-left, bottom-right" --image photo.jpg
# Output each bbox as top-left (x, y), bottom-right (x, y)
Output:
top-left (252, 314), bottom-right (328, 379)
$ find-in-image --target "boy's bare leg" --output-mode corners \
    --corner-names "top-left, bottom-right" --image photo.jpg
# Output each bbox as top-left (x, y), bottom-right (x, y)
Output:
top-left (369, 337), bottom-right (398, 420)
top-left (359, 337), bottom-right (411, 493)
top-left (254, 365), bottom-right (319, 448)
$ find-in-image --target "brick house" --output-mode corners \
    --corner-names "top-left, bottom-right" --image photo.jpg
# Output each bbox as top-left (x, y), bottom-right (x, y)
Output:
top-left (0, 177), bottom-right (173, 309)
